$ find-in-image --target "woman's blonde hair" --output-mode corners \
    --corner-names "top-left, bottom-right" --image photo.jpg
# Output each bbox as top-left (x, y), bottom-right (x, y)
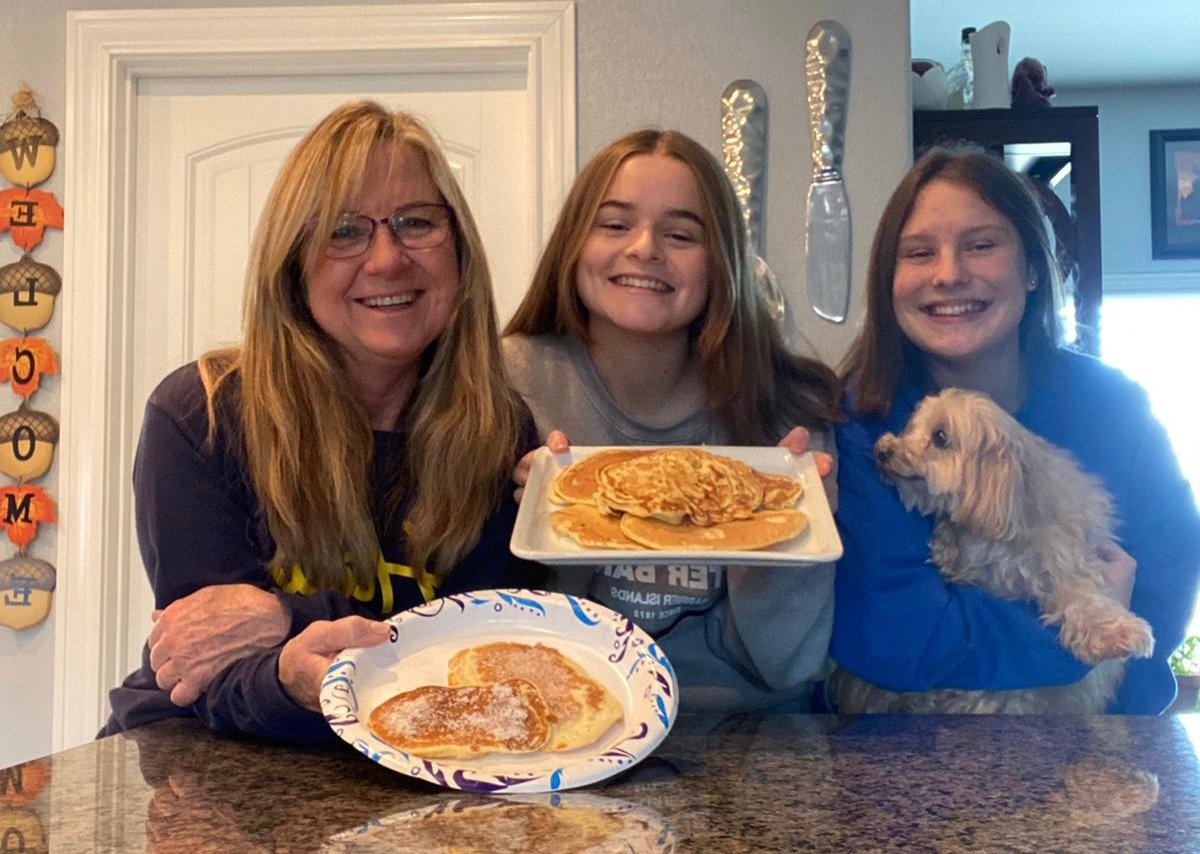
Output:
top-left (200, 100), bottom-right (523, 590)
top-left (840, 145), bottom-right (1072, 418)
top-left (504, 129), bottom-right (839, 441)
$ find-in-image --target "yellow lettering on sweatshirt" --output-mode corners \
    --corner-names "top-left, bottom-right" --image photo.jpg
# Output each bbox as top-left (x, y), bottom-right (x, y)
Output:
top-left (272, 554), bottom-right (439, 615)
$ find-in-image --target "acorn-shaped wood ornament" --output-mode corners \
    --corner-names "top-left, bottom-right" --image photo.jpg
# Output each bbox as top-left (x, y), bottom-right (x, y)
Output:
top-left (0, 336), bottom-right (58, 399)
top-left (0, 553), bottom-right (56, 630)
top-left (0, 256), bottom-right (60, 334)
top-left (0, 86), bottom-right (58, 188)
top-left (0, 807), bottom-right (46, 850)
top-left (0, 404), bottom-right (58, 481)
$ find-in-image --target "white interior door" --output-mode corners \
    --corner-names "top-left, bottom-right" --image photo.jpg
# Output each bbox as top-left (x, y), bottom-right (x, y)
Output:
top-left (126, 75), bottom-right (533, 675)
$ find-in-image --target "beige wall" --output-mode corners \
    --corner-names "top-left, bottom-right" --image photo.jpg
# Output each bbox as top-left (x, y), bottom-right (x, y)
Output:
top-left (0, 0), bottom-right (909, 766)
top-left (577, 0), bottom-right (911, 361)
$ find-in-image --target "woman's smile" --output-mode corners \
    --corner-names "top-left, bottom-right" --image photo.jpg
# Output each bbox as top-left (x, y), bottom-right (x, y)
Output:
top-left (354, 291), bottom-right (420, 309)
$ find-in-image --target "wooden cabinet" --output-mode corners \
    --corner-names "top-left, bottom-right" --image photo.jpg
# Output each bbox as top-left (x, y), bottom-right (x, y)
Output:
top-left (913, 107), bottom-right (1102, 354)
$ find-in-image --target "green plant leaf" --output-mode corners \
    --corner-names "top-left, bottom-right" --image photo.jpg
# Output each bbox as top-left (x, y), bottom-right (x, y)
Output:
top-left (1169, 635), bottom-right (1200, 676)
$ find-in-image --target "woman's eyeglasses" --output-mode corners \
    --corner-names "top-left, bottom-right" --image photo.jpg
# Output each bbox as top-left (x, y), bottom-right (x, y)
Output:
top-left (321, 204), bottom-right (454, 258)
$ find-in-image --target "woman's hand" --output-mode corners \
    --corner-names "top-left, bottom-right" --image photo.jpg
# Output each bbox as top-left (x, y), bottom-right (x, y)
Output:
top-left (149, 584), bottom-right (291, 707)
top-left (778, 426), bottom-right (833, 478)
top-left (278, 617), bottom-right (391, 712)
top-left (513, 430), bottom-right (571, 503)
top-left (1097, 542), bottom-right (1137, 609)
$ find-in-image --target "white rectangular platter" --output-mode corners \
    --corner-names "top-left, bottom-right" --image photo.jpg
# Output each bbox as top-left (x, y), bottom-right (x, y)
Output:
top-left (510, 445), bottom-right (843, 566)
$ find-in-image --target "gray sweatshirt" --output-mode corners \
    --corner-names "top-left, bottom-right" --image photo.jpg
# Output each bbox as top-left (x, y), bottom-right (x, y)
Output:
top-left (502, 333), bottom-right (835, 713)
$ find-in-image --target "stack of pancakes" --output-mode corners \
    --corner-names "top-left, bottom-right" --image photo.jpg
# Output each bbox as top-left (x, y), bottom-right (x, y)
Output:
top-left (367, 642), bottom-right (622, 760)
top-left (548, 447), bottom-right (807, 551)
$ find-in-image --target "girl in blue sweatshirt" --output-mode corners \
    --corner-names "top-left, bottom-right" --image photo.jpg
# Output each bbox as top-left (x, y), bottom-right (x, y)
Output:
top-left (832, 147), bottom-right (1200, 713)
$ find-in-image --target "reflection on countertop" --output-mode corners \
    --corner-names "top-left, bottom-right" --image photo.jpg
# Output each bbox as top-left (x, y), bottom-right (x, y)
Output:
top-left (320, 793), bottom-right (674, 853)
top-left (6, 712), bottom-right (1200, 852)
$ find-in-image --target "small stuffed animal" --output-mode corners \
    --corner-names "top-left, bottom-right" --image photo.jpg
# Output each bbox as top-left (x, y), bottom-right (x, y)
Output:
top-left (1011, 57), bottom-right (1055, 109)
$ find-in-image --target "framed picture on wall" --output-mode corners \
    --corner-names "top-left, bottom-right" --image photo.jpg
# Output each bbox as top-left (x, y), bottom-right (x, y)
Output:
top-left (1149, 128), bottom-right (1200, 259)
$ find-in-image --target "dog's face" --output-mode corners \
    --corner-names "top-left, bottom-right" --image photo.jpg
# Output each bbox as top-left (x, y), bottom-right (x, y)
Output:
top-left (875, 388), bottom-right (1025, 538)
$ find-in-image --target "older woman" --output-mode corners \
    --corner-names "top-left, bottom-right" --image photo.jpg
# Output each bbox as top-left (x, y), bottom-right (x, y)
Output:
top-left (505, 129), bottom-right (841, 713)
top-left (103, 101), bottom-right (536, 741)
top-left (832, 146), bottom-right (1200, 713)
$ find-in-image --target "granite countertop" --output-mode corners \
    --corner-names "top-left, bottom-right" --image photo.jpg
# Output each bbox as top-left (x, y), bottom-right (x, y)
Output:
top-left (4, 713), bottom-right (1200, 852)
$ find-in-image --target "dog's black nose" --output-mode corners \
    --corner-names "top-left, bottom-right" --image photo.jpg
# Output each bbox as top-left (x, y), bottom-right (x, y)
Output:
top-left (876, 446), bottom-right (893, 466)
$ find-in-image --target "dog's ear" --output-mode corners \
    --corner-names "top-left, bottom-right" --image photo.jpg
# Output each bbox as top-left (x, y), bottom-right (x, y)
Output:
top-left (951, 418), bottom-right (1025, 540)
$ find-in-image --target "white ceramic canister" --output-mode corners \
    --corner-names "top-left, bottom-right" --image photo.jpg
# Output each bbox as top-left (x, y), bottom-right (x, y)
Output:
top-left (970, 21), bottom-right (1011, 109)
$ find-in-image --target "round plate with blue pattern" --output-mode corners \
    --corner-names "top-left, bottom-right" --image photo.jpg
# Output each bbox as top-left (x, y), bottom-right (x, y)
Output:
top-left (319, 589), bottom-right (678, 793)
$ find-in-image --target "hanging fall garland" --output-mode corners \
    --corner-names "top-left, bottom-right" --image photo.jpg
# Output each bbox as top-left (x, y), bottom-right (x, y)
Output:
top-left (0, 84), bottom-right (59, 631)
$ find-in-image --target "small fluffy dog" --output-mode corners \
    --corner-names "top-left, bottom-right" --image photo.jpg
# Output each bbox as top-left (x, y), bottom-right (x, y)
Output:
top-left (832, 388), bottom-right (1154, 714)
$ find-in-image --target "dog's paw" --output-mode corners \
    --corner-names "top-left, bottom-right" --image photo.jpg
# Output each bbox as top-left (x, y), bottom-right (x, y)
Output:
top-left (1061, 611), bottom-right (1155, 664)
top-left (1112, 616), bottom-right (1156, 660)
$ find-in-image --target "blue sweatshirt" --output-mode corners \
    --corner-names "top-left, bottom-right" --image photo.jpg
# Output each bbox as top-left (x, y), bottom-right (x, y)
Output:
top-left (832, 349), bottom-right (1200, 713)
top-left (102, 363), bottom-right (541, 742)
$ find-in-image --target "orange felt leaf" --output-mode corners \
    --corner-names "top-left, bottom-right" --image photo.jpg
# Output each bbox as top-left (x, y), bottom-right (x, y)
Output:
top-left (0, 337), bottom-right (58, 398)
top-left (0, 484), bottom-right (56, 547)
top-left (0, 758), bottom-right (50, 805)
top-left (0, 188), bottom-right (64, 252)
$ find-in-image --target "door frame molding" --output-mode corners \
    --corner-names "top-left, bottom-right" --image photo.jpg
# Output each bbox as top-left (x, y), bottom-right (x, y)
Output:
top-left (56, 1), bottom-right (575, 751)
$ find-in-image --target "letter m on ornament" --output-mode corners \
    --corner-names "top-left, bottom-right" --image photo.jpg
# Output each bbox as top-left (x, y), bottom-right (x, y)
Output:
top-left (3, 492), bottom-right (32, 524)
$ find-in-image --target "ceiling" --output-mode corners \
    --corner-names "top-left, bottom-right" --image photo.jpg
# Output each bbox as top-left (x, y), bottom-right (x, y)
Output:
top-left (910, 1), bottom-right (1200, 90)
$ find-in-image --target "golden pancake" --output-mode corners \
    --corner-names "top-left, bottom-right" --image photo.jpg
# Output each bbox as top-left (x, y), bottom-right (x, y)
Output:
top-left (594, 451), bottom-right (691, 523)
top-left (672, 451), bottom-right (763, 525)
top-left (551, 449), bottom-right (650, 505)
top-left (596, 448), bottom-right (763, 525)
top-left (620, 508), bottom-right (808, 551)
top-left (756, 471), bottom-right (804, 509)
top-left (368, 679), bottom-right (550, 759)
top-left (550, 504), bottom-right (644, 549)
top-left (448, 642), bottom-right (624, 752)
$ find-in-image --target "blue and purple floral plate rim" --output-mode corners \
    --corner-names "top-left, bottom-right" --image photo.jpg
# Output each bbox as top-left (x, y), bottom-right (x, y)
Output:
top-left (319, 588), bottom-right (679, 793)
